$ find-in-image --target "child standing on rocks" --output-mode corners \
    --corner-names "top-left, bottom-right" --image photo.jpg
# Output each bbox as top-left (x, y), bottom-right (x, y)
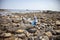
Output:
top-left (31, 14), bottom-right (38, 27)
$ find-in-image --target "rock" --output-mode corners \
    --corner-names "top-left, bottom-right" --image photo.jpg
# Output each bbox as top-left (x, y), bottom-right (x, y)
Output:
top-left (39, 36), bottom-right (49, 40)
top-left (11, 15), bottom-right (20, 23)
top-left (0, 30), bottom-right (5, 34)
top-left (56, 21), bottom-right (60, 25)
top-left (28, 36), bottom-right (39, 40)
top-left (12, 19), bottom-right (20, 23)
top-left (55, 30), bottom-right (60, 34)
top-left (0, 30), bottom-right (3, 33)
top-left (15, 33), bottom-right (26, 39)
top-left (16, 29), bottom-right (25, 33)
top-left (4, 36), bottom-right (15, 40)
top-left (4, 33), bottom-right (12, 37)
top-left (12, 23), bottom-right (20, 27)
top-left (45, 31), bottom-right (52, 37)
top-left (19, 24), bottom-right (33, 30)
top-left (36, 22), bottom-right (40, 25)
top-left (23, 30), bottom-right (29, 37)
top-left (0, 33), bottom-right (12, 37)
top-left (1, 23), bottom-right (11, 27)
top-left (27, 28), bottom-right (37, 33)
top-left (34, 30), bottom-right (41, 36)
top-left (6, 26), bottom-right (18, 33)
top-left (15, 38), bottom-right (22, 40)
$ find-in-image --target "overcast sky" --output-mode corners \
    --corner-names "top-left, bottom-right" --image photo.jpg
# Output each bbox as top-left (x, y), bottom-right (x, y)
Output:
top-left (0, 0), bottom-right (60, 11)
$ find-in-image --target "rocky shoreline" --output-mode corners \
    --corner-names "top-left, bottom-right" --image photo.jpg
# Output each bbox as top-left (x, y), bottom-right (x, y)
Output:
top-left (0, 11), bottom-right (60, 40)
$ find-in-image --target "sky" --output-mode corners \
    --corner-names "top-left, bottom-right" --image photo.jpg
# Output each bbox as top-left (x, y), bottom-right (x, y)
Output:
top-left (0, 0), bottom-right (60, 11)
